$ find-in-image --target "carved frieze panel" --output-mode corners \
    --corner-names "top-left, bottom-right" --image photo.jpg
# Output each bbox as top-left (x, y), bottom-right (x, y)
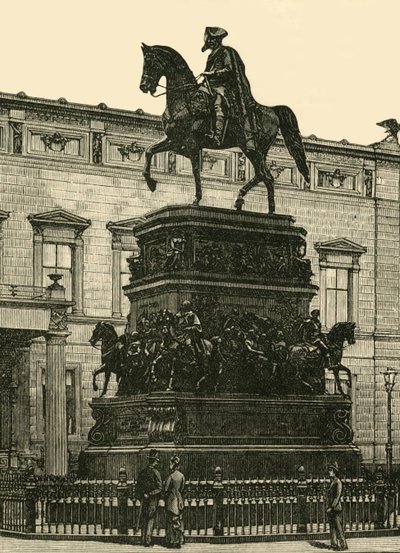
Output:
top-left (25, 110), bottom-right (89, 127)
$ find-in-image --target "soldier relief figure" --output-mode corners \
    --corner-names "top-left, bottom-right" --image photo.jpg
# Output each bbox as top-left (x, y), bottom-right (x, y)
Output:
top-left (90, 304), bottom-right (356, 398)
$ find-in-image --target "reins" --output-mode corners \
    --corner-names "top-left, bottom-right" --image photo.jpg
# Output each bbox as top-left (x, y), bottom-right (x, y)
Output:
top-left (150, 74), bottom-right (203, 97)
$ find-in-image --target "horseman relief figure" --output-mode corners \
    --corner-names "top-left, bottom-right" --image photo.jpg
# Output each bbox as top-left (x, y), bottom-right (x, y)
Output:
top-left (139, 28), bottom-right (310, 213)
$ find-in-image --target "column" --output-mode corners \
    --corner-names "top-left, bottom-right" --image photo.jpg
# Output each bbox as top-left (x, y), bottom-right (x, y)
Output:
top-left (319, 264), bottom-right (327, 329)
top-left (112, 242), bottom-right (122, 318)
top-left (33, 228), bottom-right (43, 288)
top-left (72, 235), bottom-right (84, 315)
top-left (14, 343), bottom-right (31, 453)
top-left (45, 309), bottom-right (70, 476)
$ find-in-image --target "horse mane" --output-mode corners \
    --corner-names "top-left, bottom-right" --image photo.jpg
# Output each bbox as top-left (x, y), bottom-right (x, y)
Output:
top-left (327, 321), bottom-right (352, 342)
top-left (151, 45), bottom-right (195, 80)
top-left (99, 321), bottom-right (119, 340)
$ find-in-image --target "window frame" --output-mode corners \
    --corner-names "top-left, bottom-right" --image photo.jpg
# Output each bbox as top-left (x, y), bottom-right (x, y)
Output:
top-left (315, 238), bottom-right (366, 331)
top-left (28, 210), bottom-right (91, 315)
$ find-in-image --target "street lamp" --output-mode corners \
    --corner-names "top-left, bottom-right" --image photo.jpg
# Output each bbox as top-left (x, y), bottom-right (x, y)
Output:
top-left (382, 368), bottom-right (397, 480)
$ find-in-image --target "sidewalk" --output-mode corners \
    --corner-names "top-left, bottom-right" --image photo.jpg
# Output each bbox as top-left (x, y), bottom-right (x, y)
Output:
top-left (1, 535), bottom-right (399, 553)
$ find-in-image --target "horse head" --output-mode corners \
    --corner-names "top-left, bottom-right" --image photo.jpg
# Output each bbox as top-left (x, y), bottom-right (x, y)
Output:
top-left (328, 321), bottom-right (356, 346)
top-left (140, 44), bottom-right (194, 96)
top-left (89, 321), bottom-right (103, 347)
top-left (140, 44), bottom-right (168, 95)
top-left (89, 321), bottom-right (118, 348)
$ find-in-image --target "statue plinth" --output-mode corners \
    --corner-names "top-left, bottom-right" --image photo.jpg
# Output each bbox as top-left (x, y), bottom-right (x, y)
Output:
top-left (125, 205), bottom-right (317, 326)
top-left (84, 392), bottom-right (360, 479)
top-left (83, 206), bottom-right (361, 479)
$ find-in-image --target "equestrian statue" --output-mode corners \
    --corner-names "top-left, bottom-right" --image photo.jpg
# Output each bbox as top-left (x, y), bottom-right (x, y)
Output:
top-left (139, 27), bottom-right (310, 213)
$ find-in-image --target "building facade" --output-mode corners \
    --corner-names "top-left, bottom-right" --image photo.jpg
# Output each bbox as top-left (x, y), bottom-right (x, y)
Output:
top-left (0, 91), bottom-right (399, 473)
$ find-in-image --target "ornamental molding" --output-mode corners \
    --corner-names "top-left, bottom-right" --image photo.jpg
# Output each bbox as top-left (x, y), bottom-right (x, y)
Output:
top-left (28, 209), bottom-right (91, 234)
top-left (315, 238), bottom-right (367, 255)
top-left (106, 217), bottom-right (146, 235)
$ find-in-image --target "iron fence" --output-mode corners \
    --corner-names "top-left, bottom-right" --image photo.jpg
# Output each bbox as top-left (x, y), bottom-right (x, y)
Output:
top-left (0, 467), bottom-right (399, 539)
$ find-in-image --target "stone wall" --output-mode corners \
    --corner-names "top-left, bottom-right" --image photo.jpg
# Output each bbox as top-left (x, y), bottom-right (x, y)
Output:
top-left (0, 93), bottom-right (399, 468)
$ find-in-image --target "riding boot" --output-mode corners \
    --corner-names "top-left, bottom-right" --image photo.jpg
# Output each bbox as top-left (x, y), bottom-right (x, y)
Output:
top-left (213, 115), bottom-right (225, 147)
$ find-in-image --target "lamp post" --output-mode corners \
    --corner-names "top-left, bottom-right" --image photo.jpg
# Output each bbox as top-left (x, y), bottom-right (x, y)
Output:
top-left (382, 368), bottom-right (397, 480)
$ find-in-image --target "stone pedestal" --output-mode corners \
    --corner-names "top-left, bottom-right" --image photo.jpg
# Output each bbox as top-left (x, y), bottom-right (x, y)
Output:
top-left (84, 206), bottom-right (360, 480)
top-left (84, 393), bottom-right (361, 480)
top-left (125, 205), bottom-right (317, 328)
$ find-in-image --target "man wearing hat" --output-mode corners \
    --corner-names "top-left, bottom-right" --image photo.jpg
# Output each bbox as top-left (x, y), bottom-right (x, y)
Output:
top-left (200, 27), bottom-right (257, 149)
top-left (136, 449), bottom-right (163, 546)
top-left (326, 462), bottom-right (348, 551)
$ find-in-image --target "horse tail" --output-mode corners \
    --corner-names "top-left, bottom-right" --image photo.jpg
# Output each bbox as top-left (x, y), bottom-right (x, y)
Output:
top-left (272, 105), bottom-right (310, 184)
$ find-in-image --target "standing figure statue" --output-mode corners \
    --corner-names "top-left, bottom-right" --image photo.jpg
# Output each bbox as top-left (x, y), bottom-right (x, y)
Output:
top-left (200, 27), bottom-right (257, 149)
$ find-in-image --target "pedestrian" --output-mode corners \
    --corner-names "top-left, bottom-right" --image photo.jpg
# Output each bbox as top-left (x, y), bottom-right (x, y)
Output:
top-left (326, 462), bottom-right (348, 551)
top-left (164, 455), bottom-right (185, 548)
top-left (135, 449), bottom-right (163, 547)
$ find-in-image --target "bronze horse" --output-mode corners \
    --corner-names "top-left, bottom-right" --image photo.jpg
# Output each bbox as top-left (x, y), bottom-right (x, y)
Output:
top-left (89, 321), bottom-right (123, 397)
top-left (287, 321), bottom-right (356, 395)
top-left (139, 44), bottom-right (310, 213)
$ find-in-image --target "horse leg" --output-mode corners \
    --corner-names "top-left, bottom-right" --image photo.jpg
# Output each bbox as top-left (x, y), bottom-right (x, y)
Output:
top-left (100, 371), bottom-right (111, 398)
top-left (143, 138), bottom-right (173, 192)
top-left (260, 162), bottom-right (276, 214)
top-left (92, 366), bottom-right (105, 392)
top-left (190, 151), bottom-right (202, 205)
top-left (234, 173), bottom-right (260, 211)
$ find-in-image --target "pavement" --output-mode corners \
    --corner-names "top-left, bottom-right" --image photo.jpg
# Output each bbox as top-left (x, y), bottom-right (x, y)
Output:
top-left (1, 536), bottom-right (400, 553)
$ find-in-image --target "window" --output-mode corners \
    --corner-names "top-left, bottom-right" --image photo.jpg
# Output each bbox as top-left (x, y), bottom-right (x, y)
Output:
top-left (107, 218), bottom-right (143, 319)
top-left (0, 211), bottom-right (9, 282)
top-left (315, 238), bottom-right (366, 329)
top-left (28, 210), bottom-right (91, 315)
top-left (120, 251), bottom-right (134, 318)
top-left (43, 243), bottom-right (72, 301)
top-left (326, 267), bottom-right (348, 328)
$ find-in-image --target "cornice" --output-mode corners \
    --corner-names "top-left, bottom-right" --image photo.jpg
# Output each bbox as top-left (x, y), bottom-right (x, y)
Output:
top-left (1, 91), bottom-right (399, 163)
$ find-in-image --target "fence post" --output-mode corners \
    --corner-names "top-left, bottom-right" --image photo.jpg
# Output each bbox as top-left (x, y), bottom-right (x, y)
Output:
top-left (374, 466), bottom-right (386, 529)
top-left (212, 466), bottom-right (224, 536)
top-left (25, 469), bottom-right (37, 534)
top-left (117, 467), bottom-right (129, 535)
top-left (296, 466), bottom-right (308, 534)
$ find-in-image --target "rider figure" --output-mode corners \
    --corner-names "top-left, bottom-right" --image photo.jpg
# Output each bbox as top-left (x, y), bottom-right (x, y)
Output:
top-left (200, 27), bottom-right (257, 149)
top-left (299, 309), bottom-right (330, 364)
top-left (175, 300), bottom-right (204, 357)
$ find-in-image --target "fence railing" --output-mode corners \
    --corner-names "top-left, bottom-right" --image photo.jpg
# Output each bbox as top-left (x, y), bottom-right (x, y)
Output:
top-left (0, 467), bottom-right (399, 538)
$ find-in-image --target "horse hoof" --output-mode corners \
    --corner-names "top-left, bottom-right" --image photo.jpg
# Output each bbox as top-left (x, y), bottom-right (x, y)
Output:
top-left (235, 196), bottom-right (244, 211)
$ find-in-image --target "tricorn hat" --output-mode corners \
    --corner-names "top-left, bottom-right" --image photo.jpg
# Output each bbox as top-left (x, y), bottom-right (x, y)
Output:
top-left (328, 461), bottom-right (340, 475)
top-left (148, 449), bottom-right (159, 461)
top-left (204, 27), bottom-right (228, 39)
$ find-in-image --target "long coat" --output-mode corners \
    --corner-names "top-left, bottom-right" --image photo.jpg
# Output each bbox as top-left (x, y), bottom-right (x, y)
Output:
top-left (165, 469), bottom-right (185, 515)
top-left (326, 476), bottom-right (343, 512)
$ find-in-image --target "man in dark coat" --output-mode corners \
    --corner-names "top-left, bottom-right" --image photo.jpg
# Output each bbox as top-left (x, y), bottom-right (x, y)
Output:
top-left (136, 449), bottom-right (163, 547)
top-left (200, 27), bottom-right (257, 149)
top-left (326, 462), bottom-right (348, 551)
